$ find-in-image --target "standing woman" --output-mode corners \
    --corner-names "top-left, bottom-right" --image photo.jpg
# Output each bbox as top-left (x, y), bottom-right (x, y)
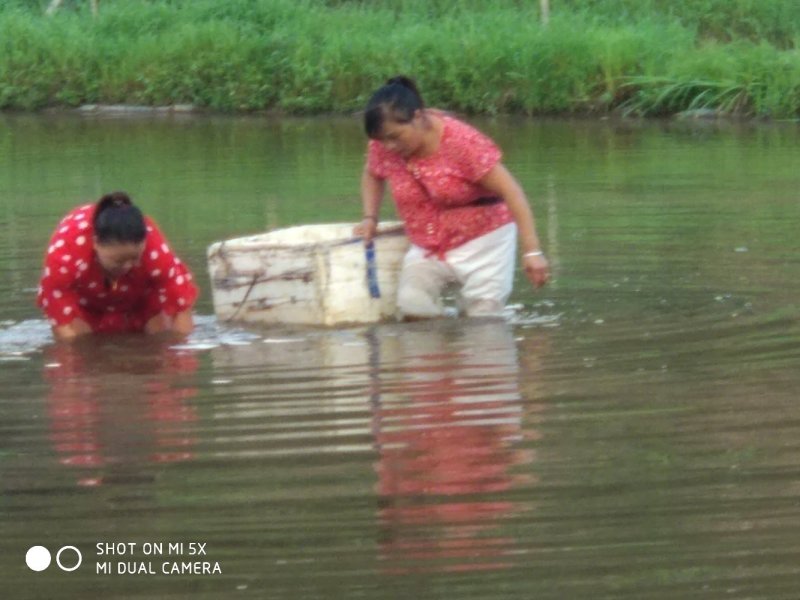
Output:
top-left (37, 192), bottom-right (198, 340)
top-left (358, 76), bottom-right (550, 319)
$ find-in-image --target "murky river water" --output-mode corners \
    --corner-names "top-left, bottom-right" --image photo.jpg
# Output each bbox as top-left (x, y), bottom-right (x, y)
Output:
top-left (1, 113), bottom-right (800, 598)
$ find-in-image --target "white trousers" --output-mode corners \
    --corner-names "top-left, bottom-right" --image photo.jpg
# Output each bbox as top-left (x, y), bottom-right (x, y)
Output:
top-left (397, 223), bottom-right (517, 318)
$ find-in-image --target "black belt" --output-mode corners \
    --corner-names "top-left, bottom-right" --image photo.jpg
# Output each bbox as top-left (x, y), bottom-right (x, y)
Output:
top-left (442, 197), bottom-right (503, 210)
top-left (470, 196), bottom-right (503, 207)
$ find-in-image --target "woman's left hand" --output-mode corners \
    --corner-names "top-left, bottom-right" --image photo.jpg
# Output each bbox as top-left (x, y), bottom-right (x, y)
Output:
top-left (353, 217), bottom-right (378, 244)
top-left (523, 253), bottom-right (550, 288)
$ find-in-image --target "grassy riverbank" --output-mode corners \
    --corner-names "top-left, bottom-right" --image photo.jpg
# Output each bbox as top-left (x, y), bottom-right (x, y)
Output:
top-left (1, 0), bottom-right (799, 118)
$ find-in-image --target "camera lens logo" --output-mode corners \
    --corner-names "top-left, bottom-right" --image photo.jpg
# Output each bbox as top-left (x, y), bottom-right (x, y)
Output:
top-left (26, 546), bottom-right (82, 572)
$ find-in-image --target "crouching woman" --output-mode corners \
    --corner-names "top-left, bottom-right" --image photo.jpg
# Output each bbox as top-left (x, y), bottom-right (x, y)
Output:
top-left (37, 191), bottom-right (198, 340)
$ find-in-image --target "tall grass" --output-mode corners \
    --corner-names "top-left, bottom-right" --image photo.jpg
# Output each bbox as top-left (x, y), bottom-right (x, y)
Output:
top-left (0, 0), bottom-right (799, 117)
top-left (555, 0), bottom-right (800, 48)
top-left (621, 41), bottom-right (800, 117)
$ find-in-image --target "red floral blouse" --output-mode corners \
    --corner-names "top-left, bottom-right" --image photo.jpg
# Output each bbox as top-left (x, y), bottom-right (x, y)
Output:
top-left (367, 115), bottom-right (513, 257)
top-left (37, 204), bottom-right (198, 333)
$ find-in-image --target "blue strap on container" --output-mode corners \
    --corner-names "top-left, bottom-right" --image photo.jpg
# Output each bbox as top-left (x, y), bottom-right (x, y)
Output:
top-left (365, 241), bottom-right (381, 299)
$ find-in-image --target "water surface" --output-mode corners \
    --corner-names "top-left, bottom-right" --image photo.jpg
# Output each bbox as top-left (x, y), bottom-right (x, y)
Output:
top-left (1, 113), bottom-right (800, 598)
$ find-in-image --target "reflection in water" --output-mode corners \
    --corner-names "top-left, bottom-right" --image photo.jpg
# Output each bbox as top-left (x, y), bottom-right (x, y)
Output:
top-left (369, 321), bottom-right (541, 574)
top-left (207, 319), bottom-right (545, 576)
top-left (43, 337), bottom-right (199, 487)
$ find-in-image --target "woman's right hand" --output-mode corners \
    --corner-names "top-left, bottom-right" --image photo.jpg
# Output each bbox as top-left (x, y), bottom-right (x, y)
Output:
top-left (354, 216), bottom-right (378, 244)
top-left (523, 253), bottom-right (550, 288)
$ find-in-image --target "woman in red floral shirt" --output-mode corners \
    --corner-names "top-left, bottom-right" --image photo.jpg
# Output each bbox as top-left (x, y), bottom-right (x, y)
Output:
top-left (37, 191), bottom-right (198, 340)
top-left (358, 76), bottom-right (550, 318)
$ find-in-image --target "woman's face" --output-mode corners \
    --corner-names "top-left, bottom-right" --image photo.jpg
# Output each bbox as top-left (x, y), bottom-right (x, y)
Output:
top-left (94, 239), bottom-right (145, 278)
top-left (378, 111), bottom-right (426, 158)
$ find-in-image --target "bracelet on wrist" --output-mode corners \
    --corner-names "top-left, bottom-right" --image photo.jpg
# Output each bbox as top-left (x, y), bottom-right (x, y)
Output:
top-left (523, 250), bottom-right (544, 258)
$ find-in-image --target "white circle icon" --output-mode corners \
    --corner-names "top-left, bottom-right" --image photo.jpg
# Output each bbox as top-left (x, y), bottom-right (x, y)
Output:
top-left (26, 546), bottom-right (51, 572)
top-left (56, 546), bottom-right (82, 572)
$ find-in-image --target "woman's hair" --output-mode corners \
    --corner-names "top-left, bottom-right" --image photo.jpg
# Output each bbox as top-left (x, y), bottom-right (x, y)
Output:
top-left (93, 191), bottom-right (147, 245)
top-left (364, 75), bottom-right (425, 139)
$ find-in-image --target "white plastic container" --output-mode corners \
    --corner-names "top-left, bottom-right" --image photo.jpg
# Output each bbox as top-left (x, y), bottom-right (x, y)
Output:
top-left (207, 222), bottom-right (408, 326)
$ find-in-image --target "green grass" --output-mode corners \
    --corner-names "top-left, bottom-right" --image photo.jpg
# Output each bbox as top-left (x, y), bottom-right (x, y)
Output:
top-left (0, 0), bottom-right (799, 118)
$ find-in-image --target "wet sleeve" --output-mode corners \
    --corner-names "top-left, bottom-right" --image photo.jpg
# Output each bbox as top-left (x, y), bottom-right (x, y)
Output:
top-left (140, 220), bottom-right (199, 317)
top-left (37, 230), bottom-right (87, 327)
top-left (454, 123), bottom-right (503, 182)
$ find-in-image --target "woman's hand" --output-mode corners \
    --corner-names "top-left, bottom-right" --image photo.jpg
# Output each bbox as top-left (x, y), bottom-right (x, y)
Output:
top-left (478, 164), bottom-right (549, 289)
top-left (144, 310), bottom-right (194, 336)
top-left (523, 253), bottom-right (550, 288)
top-left (353, 216), bottom-right (378, 244)
top-left (53, 318), bottom-right (92, 341)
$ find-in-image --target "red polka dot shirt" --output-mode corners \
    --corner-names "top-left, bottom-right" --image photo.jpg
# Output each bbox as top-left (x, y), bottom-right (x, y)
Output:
top-left (367, 115), bottom-right (513, 258)
top-left (37, 204), bottom-right (198, 333)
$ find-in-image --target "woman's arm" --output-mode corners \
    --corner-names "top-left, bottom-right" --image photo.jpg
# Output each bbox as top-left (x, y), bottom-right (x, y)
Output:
top-left (139, 219), bottom-right (198, 336)
top-left (144, 310), bottom-right (194, 336)
top-left (53, 318), bottom-right (92, 341)
top-left (479, 163), bottom-right (550, 288)
top-left (356, 165), bottom-right (386, 243)
top-left (170, 309), bottom-right (194, 335)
